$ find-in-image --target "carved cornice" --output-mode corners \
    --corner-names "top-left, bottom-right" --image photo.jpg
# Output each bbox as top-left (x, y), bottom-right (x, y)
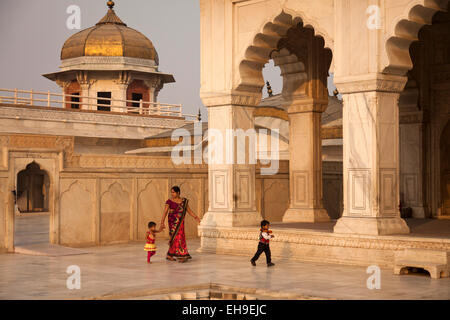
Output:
top-left (201, 91), bottom-right (262, 108)
top-left (60, 56), bottom-right (157, 72)
top-left (0, 134), bottom-right (76, 167)
top-left (0, 105), bottom-right (186, 129)
top-left (78, 154), bottom-right (207, 169)
top-left (334, 74), bottom-right (408, 94)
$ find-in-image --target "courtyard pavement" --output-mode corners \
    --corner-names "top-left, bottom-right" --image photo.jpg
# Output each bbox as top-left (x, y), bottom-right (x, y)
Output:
top-left (1, 238), bottom-right (449, 300)
top-left (1, 214), bottom-right (449, 300)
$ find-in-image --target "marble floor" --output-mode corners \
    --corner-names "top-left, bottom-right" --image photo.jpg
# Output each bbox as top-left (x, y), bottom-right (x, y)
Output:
top-left (1, 239), bottom-right (449, 300)
top-left (1, 215), bottom-right (449, 300)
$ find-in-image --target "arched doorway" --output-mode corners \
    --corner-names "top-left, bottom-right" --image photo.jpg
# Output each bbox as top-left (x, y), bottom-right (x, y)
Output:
top-left (440, 122), bottom-right (450, 217)
top-left (14, 161), bottom-right (50, 247)
top-left (16, 162), bottom-right (49, 213)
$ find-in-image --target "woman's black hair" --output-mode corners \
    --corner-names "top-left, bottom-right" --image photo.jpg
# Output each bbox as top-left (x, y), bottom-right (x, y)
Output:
top-left (148, 221), bottom-right (156, 228)
top-left (171, 186), bottom-right (181, 194)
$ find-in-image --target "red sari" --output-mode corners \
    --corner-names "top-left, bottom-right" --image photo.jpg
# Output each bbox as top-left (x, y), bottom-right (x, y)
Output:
top-left (166, 198), bottom-right (191, 259)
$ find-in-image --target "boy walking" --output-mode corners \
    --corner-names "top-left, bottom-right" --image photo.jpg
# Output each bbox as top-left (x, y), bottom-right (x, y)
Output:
top-left (251, 220), bottom-right (275, 267)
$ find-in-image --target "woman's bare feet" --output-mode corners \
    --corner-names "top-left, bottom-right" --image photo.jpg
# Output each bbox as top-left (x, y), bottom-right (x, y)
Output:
top-left (166, 256), bottom-right (176, 261)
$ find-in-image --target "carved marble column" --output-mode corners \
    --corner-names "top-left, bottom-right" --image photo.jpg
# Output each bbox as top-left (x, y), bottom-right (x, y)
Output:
top-left (113, 71), bottom-right (132, 113)
top-left (55, 80), bottom-right (71, 108)
top-left (77, 71), bottom-right (96, 111)
top-left (200, 92), bottom-right (262, 227)
top-left (282, 100), bottom-right (330, 222)
top-left (144, 78), bottom-right (163, 115)
top-left (333, 74), bottom-right (410, 235)
top-left (144, 78), bottom-right (162, 103)
top-left (272, 25), bottom-right (332, 223)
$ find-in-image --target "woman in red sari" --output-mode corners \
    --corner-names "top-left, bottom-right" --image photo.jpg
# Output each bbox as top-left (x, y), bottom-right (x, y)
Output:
top-left (159, 186), bottom-right (201, 262)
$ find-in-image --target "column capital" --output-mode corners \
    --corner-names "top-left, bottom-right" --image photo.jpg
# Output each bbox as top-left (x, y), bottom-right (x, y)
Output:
top-left (200, 90), bottom-right (261, 108)
top-left (76, 71), bottom-right (96, 89)
top-left (334, 73), bottom-right (408, 94)
top-left (143, 78), bottom-right (162, 90)
top-left (283, 97), bottom-right (328, 114)
top-left (55, 80), bottom-right (72, 90)
top-left (113, 71), bottom-right (132, 87)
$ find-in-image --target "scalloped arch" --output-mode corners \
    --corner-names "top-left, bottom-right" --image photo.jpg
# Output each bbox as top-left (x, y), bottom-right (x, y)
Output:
top-left (384, 0), bottom-right (449, 75)
top-left (237, 10), bottom-right (334, 94)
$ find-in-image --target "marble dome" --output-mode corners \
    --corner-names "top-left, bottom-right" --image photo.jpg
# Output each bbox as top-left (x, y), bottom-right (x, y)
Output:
top-left (60, 1), bottom-right (159, 63)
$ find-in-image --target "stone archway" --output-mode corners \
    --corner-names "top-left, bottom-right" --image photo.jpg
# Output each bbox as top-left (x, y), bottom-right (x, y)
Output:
top-left (13, 160), bottom-right (54, 248)
top-left (200, 10), bottom-right (335, 228)
top-left (333, 1), bottom-right (450, 235)
top-left (3, 152), bottom-right (61, 252)
top-left (239, 13), bottom-right (334, 223)
top-left (396, 2), bottom-right (450, 219)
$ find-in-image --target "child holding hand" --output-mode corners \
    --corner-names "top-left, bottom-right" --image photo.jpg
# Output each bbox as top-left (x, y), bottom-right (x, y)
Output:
top-left (145, 221), bottom-right (162, 263)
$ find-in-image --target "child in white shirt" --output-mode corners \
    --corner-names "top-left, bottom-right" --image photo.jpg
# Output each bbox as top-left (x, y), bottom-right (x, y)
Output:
top-left (250, 220), bottom-right (275, 267)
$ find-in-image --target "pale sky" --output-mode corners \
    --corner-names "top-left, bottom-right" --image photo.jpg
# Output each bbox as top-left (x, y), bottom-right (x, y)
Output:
top-left (0, 0), bottom-right (335, 118)
top-left (0, 0), bottom-right (209, 116)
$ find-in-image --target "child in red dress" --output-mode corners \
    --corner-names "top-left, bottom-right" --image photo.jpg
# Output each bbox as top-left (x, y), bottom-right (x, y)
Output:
top-left (144, 221), bottom-right (161, 263)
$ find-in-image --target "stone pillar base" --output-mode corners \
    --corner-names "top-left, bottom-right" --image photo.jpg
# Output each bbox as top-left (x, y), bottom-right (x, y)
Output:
top-left (200, 211), bottom-right (262, 228)
top-left (333, 217), bottom-right (410, 235)
top-left (282, 208), bottom-right (330, 223)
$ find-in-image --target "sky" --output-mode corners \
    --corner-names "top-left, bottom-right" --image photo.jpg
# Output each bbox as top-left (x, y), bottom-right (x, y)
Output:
top-left (0, 0), bottom-right (209, 117)
top-left (0, 0), bottom-right (335, 118)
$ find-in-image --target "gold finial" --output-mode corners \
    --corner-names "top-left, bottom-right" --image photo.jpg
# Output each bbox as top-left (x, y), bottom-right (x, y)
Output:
top-left (107, 1), bottom-right (115, 9)
top-left (266, 81), bottom-right (273, 97)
